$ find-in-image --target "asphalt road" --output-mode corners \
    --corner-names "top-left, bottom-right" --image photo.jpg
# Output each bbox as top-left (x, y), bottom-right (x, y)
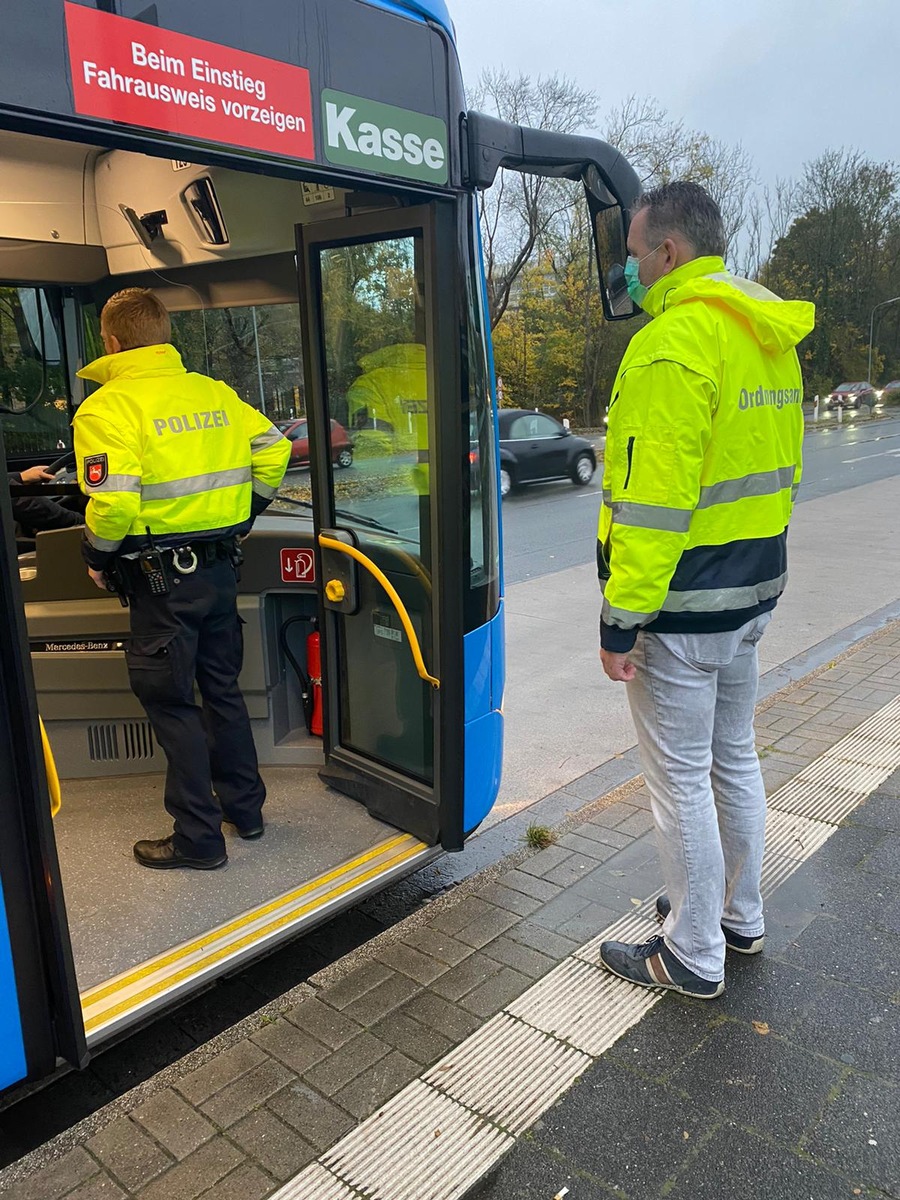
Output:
top-left (502, 413), bottom-right (900, 585)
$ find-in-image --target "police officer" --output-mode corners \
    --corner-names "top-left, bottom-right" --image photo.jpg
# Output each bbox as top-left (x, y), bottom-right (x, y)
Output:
top-left (73, 288), bottom-right (290, 870)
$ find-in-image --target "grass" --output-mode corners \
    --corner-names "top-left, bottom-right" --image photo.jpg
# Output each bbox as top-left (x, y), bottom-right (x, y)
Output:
top-left (524, 823), bottom-right (556, 851)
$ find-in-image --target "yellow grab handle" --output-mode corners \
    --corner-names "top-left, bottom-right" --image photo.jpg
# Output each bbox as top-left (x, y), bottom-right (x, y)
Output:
top-left (40, 717), bottom-right (62, 817)
top-left (319, 534), bottom-right (440, 689)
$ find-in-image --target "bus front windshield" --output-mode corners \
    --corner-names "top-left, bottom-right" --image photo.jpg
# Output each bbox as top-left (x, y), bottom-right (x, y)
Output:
top-left (0, 287), bottom-right (70, 456)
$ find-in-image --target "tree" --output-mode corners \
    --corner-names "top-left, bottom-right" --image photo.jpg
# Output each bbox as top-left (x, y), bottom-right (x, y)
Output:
top-left (739, 178), bottom-right (801, 279)
top-left (763, 150), bottom-right (900, 390)
top-left (602, 96), bottom-right (757, 258)
top-left (469, 69), bottom-right (597, 328)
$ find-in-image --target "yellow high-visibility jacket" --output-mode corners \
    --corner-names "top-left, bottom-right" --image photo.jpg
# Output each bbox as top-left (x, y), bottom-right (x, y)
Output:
top-left (73, 344), bottom-right (289, 567)
top-left (346, 343), bottom-right (428, 450)
top-left (598, 256), bottom-right (815, 652)
top-left (346, 343), bottom-right (430, 494)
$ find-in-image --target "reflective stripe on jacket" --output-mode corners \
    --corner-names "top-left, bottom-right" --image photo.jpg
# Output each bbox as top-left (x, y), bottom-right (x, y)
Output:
top-left (598, 256), bottom-right (815, 652)
top-left (73, 343), bottom-right (289, 565)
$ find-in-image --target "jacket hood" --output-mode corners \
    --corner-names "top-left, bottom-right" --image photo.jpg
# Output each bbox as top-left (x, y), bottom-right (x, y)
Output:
top-left (357, 343), bottom-right (426, 373)
top-left (77, 343), bottom-right (186, 386)
top-left (643, 256), bottom-right (815, 353)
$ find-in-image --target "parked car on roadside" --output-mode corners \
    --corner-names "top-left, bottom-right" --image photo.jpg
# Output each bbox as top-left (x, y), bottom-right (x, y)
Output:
top-left (277, 418), bottom-right (353, 468)
top-left (878, 380), bottom-right (900, 404)
top-left (498, 408), bottom-right (596, 498)
top-left (822, 382), bottom-right (877, 410)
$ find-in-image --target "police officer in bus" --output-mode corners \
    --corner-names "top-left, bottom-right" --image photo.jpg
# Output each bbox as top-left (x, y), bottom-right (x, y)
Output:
top-left (73, 288), bottom-right (290, 870)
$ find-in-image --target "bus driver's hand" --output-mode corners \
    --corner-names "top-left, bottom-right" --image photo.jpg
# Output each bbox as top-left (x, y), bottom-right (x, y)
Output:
top-left (19, 465), bottom-right (55, 484)
top-left (600, 649), bottom-right (636, 683)
top-left (88, 568), bottom-right (108, 590)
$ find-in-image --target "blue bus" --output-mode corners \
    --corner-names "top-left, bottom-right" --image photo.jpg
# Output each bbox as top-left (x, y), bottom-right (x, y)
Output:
top-left (0, 0), bottom-right (639, 1092)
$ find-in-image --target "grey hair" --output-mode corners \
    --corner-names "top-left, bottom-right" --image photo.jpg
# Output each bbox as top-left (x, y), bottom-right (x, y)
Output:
top-left (633, 181), bottom-right (726, 258)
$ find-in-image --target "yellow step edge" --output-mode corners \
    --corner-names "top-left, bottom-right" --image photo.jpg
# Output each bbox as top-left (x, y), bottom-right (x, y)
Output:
top-left (81, 834), bottom-right (427, 1035)
top-left (81, 833), bottom-right (412, 1007)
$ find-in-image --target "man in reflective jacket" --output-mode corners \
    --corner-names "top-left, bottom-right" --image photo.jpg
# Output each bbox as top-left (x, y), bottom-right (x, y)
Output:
top-left (74, 288), bottom-right (290, 870)
top-left (595, 183), bottom-right (815, 997)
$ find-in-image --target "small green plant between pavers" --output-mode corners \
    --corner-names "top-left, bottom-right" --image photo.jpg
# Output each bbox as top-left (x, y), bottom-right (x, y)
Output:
top-left (525, 823), bottom-right (557, 850)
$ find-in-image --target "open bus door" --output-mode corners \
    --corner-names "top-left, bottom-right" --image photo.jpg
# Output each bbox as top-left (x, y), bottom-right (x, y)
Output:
top-left (0, 451), bottom-right (87, 1093)
top-left (297, 202), bottom-right (467, 851)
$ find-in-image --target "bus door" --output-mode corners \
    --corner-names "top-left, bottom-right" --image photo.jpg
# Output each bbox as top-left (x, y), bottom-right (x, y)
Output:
top-left (0, 459), bottom-right (86, 1093)
top-left (297, 203), bottom-right (466, 850)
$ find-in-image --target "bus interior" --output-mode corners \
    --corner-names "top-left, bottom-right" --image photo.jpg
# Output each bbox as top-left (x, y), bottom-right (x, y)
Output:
top-left (2, 126), bottom-right (491, 1046)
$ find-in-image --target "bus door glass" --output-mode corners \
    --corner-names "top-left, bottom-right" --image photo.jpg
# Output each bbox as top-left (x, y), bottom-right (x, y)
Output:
top-left (297, 205), bottom-right (455, 846)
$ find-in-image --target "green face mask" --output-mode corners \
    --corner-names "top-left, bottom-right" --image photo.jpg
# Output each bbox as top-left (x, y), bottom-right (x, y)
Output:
top-left (623, 256), bottom-right (648, 306)
top-left (623, 243), bottom-right (664, 308)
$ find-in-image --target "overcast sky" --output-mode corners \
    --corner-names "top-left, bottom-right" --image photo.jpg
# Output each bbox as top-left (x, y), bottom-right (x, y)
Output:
top-left (450, 0), bottom-right (898, 187)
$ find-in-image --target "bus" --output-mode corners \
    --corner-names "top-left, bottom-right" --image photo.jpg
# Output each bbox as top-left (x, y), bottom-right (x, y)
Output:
top-left (0, 0), bottom-right (639, 1093)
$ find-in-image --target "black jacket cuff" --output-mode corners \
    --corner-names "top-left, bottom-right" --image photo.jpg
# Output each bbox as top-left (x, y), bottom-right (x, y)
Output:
top-left (250, 492), bottom-right (273, 519)
top-left (600, 620), bottom-right (638, 653)
top-left (81, 536), bottom-right (112, 570)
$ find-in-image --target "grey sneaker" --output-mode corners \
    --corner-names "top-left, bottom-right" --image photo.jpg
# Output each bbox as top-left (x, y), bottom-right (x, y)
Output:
top-left (656, 894), bottom-right (765, 955)
top-left (598, 934), bottom-right (724, 999)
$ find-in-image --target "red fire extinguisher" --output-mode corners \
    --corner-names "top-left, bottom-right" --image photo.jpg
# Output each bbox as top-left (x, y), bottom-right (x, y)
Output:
top-left (306, 626), bottom-right (323, 738)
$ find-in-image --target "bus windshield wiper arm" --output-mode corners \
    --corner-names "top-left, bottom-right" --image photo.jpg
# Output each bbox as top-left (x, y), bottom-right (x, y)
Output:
top-left (272, 495), bottom-right (400, 536)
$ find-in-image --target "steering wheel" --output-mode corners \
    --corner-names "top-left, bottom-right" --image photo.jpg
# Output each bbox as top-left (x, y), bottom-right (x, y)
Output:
top-left (47, 450), bottom-right (77, 480)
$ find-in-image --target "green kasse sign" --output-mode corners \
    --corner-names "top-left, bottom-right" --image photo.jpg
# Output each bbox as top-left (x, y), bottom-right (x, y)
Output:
top-left (322, 89), bottom-right (448, 185)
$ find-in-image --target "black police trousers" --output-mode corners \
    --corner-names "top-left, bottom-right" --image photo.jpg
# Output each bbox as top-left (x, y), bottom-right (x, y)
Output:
top-left (124, 554), bottom-right (265, 858)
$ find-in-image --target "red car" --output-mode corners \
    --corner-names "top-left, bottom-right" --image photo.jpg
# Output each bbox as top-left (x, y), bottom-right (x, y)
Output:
top-left (277, 418), bottom-right (353, 468)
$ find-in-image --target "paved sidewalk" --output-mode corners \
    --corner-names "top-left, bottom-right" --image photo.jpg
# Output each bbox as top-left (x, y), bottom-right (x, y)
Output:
top-left (482, 765), bottom-right (900, 1200)
top-left (1, 622), bottom-right (899, 1200)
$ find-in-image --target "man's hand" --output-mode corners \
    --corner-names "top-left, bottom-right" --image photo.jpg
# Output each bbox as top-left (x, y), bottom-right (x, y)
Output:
top-left (19, 465), bottom-right (54, 484)
top-left (88, 568), bottom-right (108, 590)
top-left (600, 649), bottom-right (637, 683)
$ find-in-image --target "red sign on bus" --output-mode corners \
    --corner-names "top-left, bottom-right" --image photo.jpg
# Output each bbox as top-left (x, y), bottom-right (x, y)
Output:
top-left (280, 548), bottom-right (316, 584)
top-left (64, 3), bottom-right (314, 162)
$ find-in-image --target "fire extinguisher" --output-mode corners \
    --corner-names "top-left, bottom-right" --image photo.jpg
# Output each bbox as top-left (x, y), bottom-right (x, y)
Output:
top-left (306, 625), bottom-right (323, 738)
top-left (279, 617), bottom-right (323, 739)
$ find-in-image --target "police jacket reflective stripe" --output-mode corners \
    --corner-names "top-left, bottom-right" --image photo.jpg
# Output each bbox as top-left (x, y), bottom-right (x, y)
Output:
top-left (598, 256), bottom-right (815, 653)
top-left (73, 344), bottom-right (290, 564)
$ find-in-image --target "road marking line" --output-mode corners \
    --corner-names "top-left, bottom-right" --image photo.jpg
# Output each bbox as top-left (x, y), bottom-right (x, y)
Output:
top-left (272, 693), bottom-right (900, 1200)
top-left (841, 449), bottom-right (900, 463)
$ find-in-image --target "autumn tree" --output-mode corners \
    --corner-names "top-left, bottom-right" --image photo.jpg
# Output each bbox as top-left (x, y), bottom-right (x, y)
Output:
top-left (763, 150), bottom-right (900, 392)
top-left (469, 69), bottom-right (598, 328)
top-left (602, 96), bottom-right (757, 258)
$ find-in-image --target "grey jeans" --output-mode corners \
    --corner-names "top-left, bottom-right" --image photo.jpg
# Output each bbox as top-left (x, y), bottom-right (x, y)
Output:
top-left (626, 614), bottom-right (772, 981)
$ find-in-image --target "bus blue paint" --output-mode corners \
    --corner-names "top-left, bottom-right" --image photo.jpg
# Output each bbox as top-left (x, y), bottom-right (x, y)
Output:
top-left (463, 603), bottom-right (504, 831)
top-left (0, 877), bottom-right (27, 1091)
top-left (464, 622), bottom-right (492, 723)
top-left (360, 0), bottom-right (454, 35)
top-left (464, 708), bottom-right (503, 833)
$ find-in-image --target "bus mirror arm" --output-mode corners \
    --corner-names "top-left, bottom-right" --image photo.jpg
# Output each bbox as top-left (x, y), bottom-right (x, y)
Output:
top-left (463, 113), bottom-right (642, 323)
top-left (463, 112), bottom-right (640, 211)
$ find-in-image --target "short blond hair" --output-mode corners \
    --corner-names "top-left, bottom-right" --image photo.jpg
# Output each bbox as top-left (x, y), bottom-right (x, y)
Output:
top-left (101, 288), bottom-right (171, 350)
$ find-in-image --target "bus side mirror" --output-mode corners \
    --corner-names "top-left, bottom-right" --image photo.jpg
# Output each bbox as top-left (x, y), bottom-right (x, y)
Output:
top-left (583, 168), bottom-right (639, 322)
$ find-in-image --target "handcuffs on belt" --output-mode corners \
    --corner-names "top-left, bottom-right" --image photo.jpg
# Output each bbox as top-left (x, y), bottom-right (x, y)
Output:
top-left (172, 546), bottom-right (198, 575)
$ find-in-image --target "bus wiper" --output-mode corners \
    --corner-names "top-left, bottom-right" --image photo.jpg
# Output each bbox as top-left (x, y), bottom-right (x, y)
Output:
top-left (273, 495), bottom-right (400, 536)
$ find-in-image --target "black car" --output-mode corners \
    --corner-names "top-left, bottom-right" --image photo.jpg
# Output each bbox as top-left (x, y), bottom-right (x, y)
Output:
top-left (823, 382), bottom-right (877, 410)
top-left (498, 408), bottom-right (596, 497)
